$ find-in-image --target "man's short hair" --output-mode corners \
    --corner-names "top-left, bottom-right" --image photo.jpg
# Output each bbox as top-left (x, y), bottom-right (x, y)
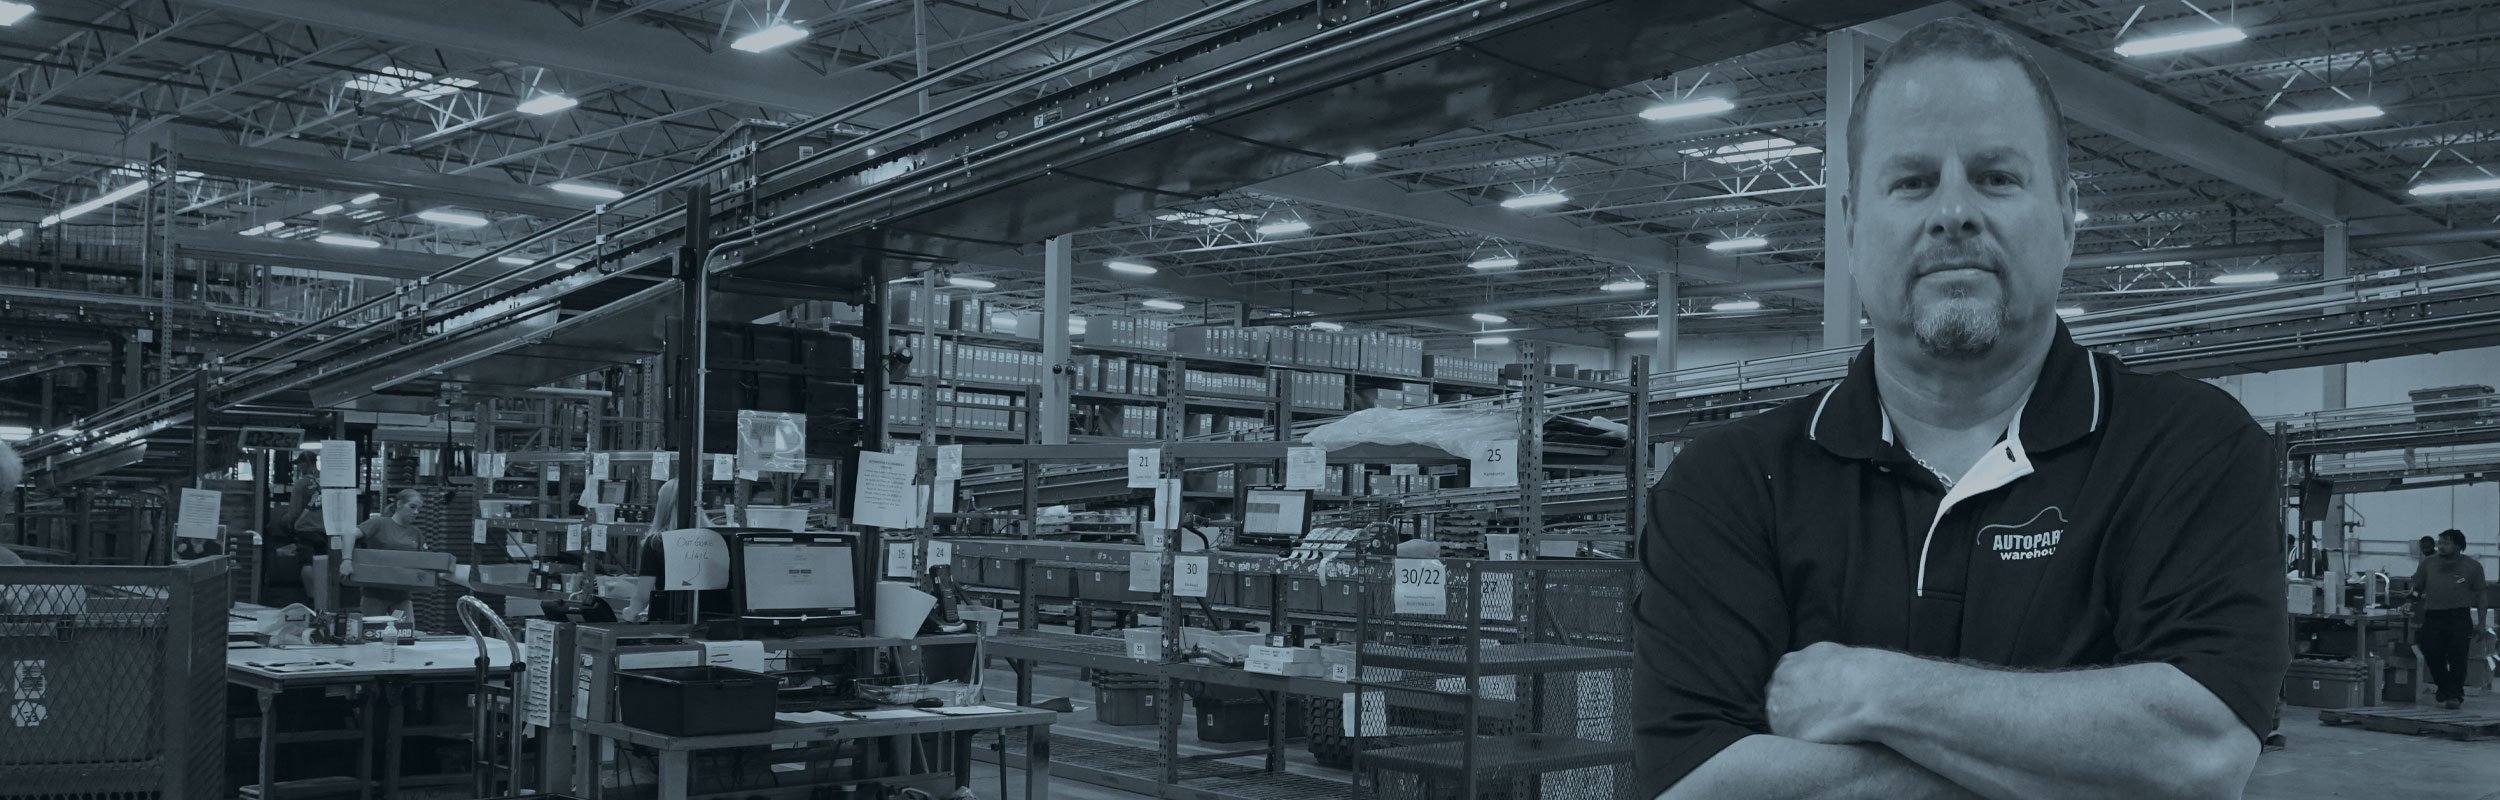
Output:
top-left (1845, 17), bottom-right (2071, 194)
top-left (2439, 529), bottom-right (2468, 548)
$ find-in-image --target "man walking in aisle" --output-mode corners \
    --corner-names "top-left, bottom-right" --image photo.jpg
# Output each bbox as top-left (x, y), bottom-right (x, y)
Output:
top-left (1633, 16), bottom-right (2286, 799)
top-left (2414, 529), bottom-right (2488, 709)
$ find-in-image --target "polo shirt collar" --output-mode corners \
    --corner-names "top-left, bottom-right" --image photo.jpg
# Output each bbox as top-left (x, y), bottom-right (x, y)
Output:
top-left (1807, 321), bottom-right (2106, 461)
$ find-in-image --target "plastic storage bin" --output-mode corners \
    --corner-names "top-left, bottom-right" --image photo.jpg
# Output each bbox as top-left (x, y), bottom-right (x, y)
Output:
top-left (616, 666), bottom-right (778, 736)
top-left (1094, 674), bottom-right (1160, 726)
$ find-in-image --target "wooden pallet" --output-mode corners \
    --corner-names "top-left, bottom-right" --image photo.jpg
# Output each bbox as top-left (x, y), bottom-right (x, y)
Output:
top-left (2317, 706), bottom-right (2500, 740)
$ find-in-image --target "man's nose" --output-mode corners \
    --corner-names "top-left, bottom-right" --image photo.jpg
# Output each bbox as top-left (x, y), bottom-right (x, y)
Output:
top-left (1924, 175), bottom-right (1983, 240)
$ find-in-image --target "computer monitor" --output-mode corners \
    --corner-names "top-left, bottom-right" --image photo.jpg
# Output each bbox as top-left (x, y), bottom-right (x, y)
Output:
top-left (728, 531), bottom-right (863, 627)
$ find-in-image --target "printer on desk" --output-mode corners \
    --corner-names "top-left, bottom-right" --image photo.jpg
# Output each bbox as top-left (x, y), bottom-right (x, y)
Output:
top-left (573, 624), bottom-right (708, 723)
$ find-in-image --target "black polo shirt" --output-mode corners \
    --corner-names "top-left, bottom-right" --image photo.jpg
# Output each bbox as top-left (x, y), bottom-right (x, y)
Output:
top-left (1631, 324), bottom-right (2288, 794)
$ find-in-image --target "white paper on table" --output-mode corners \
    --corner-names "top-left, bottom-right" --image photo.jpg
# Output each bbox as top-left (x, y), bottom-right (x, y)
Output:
top-left (320, 489), bottom-right (359, 540)
top-left (1173, 555), bottom-right (1210, 598)
top-left (318, 441), bottom-right (357, 488)
top-left (1128, 551), bottom-right (1162, 594)
top-left (590, 452), bottom-right (612, 480)
top-left (652, 451), bottom-right (675, 479)
top-left (1284, 447), bottom-right (1327, 490)
top-left (928, 705), bottom-right (1016, 716)
top-left (175, 488), bottom-right (221, 540)
top-left (1153, 478), bottom-right (1183, 531)
top-left (927, 540), bottom-right (953, 570)
top-left (1126, 448), bottom-right (1161, 488)
top-left (1468, 439), bottom-right (1519, 488)
top-left (885, 541), bottom-right (917, 578)
top-left (1485, 533), bottom-right (1522, 562)
top-left (936, 445), bottom-right (964, 480)
top-left (776, 711), bottom-right (846, 725)
top-left (657, 529), bottom-right (730, 590)
top-left (1393, 557), bottom-right (1449, 616)
top-left (931, 477), bottom-right (957, 514)
top-left (711, 454), bottom-right (733, 481)
top-left (472, 519), bottom-right (489, 545)
top-left (852, 709), bottom-right (938, 720)
top-left (852, 450), bottom-right (916, 529)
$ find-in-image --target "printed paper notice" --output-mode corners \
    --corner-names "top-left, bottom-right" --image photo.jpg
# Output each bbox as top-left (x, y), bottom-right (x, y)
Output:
top-left (890, 443), bottom-right (919, 468)
top-left (936, 445), bottom-right (964, 480)
top-left (524, 619), bottom-right (557, 728)
top-left (658, 529), bottom-right (730, 590)
top-left (175, 488), bottom-right (220, 540)
top-left (711, 454), bottom-right (733, 481)
top-left (1153, 478), bottom-right (1183, 531)
top-left (1393, 557), bottom-right (1449, 616)
top-left (472, 519), bottom-right (489, 545)
top-left (1284, 447), bottom-right (1327, 490)
top-left (320, 489), bottom-right (358, 540)
top-left (853, 449), bottom-right (916, 529)
top-left (931, 477), bottom-right (957, 513)
top-left (565, 523), bottom-right (584, 552)
top-left (1128, 551), bottom-right (1163, 593)
top-left (1469, 439), bottom-right (1518, 488)
top-left (651, 451), bottom-right (674, 479)
top-left (1127, 448), bottom-right (1161, 489)
top-left (1343, 690), bottom-right (1386, 737)
top-left (590, 452), bottom-right (612, 480)
top-left (885, 541), bottom-right (916, 578)
top-left (927, 540), bottom-right (953, 570)
top-left (318, 440), bottom-right (357, 487)
top-left (1485, 533), bottom-right (1522, 562)
top-left (590, 524), bottom-right (609, 551)
top-left (1174, 555), bottom-right (1210, 598)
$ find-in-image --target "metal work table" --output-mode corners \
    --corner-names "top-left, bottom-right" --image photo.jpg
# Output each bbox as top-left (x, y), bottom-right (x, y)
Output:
top-left (572, 705), bottom-right (1055, 800)
top-left (227, 638), bottom-right (519, 800)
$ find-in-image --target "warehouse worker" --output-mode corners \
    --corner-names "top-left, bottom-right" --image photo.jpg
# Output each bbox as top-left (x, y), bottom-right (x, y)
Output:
top-left (2413, 529), bottom-right (2488, 709)
top-left (1636, 18), bottom-right (2285, 800)
top-left (342, 488), bottom-right (430, 617)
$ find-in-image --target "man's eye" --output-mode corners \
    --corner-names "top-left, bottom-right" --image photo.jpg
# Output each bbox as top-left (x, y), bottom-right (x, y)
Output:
top-left (1892, 176), bottom-right (1933, 193)
top-left (1981, 171), bottom-right (2020, 187)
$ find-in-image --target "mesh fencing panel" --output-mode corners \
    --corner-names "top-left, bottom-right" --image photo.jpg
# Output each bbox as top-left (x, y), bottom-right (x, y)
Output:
top-left (0, 560), bottom-right (229, 800)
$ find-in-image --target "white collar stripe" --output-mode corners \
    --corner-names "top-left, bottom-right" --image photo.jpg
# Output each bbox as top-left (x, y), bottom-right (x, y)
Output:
top-left (1808, 386), bottom-right (1838, 442)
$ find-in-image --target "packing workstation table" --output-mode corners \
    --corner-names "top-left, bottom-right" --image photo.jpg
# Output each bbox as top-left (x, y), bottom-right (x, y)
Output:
top-left (227, 638), bottom-right (519, 800)
top-left (571, 705), bottom-right (1056, 800)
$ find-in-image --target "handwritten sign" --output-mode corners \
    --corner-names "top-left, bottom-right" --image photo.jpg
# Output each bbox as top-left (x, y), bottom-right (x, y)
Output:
top-left (657, 529), bottom-right (729, 590)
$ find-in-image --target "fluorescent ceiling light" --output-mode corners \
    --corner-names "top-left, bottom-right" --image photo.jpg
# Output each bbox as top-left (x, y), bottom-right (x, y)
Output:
top-left (1469, 312), bottom-right (1508, 324)
top-left (1141, 299), bottom-right (1187, 311)
top-left (1705, 236), bottom-right (1769, 252)
top-left (315, 234), bottom-right (383, 249)
top-left (1255, 220), bottom-right (1311, 236)
top-left (1309, 321), bottom-right (1344, 331)
top-left (1468, 256), bottom-right (1519, 270)
top-left (2264, 104), bottom-right (2383, 128)
top-left (2, 228), bottom-right (24, 243)
top-left (37, 214), bottom-right (58, 228)
top-left (1339, 152), bottom-right (1378, 165)
top-left (732, 22), bottom-right (809, 53)
top-left (2115, 26), bottom-right (2248, 58)
top-left (0, 424), bottom-right (31, 442)
top-left (1623, 329), bottom-right (1660, 339)
top-left (1500, 192), bottom-right (1570, 209)
top-left (1106, 260), bottom-right (1157, 275)
top-left (2118, 259), bottom-right (2191, 269)
top-left (1600, 279), bottom-right (1649, 292)
top-left (516, 93), bottom-right (579, 115)
top-left (51, 180), bottom-right (150, 225)
top-left (1680, 137), bottom-right (1820, 165)
top-left (1473, 336), bottom-right (1511, 346)
top-left (2408, 177), bottom-right (2500, 196)
top-left (416, 209), bottom-right (489, 227)
top-left (2057, 305), bottom-right (2086, 317)
top-left (1711, 299), bottom-right (1762, 312)
top-left (350, 192), bottom-right (381, 205)
top-left (1639, 96), bottom-right (1735, 122)
top-left (2210, 271), bottom-right (2278, 285)
top-left (0, 2), bottom-right (33, 26)
top-left (311, 204), bottom-right (343, 216)
top-left (550, 181), bottom-right (624, 200)
top-left (345, 65), bottom-right (477, 100)
top-left (946, 276), bottom-right (997, 290)
top-left (497, 256), bottom-right (535, 266)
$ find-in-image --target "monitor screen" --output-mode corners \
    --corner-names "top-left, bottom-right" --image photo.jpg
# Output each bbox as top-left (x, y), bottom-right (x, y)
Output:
top-left (736, 535), bottom-right (858, 616)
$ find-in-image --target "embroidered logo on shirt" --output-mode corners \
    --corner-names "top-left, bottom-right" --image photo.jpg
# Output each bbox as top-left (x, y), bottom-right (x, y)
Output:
top-left (1981, 506), bottom-right (2067, 561)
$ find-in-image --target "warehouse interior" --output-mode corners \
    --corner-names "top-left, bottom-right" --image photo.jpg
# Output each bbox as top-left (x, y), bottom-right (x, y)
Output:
top-left (2, 0), bottom-right (2499, 797)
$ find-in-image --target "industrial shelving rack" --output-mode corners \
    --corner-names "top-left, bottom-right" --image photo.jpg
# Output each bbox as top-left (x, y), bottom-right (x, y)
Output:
top-left (1348, 559), bottom-right (1635, 800)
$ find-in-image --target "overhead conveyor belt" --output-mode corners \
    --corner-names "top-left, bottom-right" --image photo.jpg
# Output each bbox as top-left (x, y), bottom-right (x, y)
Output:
top-left (23, 0), bottom-right (1931, 476)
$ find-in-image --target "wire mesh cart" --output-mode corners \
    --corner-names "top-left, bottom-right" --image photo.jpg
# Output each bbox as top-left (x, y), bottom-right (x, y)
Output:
top-left (0, 558), bottom-right (231, 800)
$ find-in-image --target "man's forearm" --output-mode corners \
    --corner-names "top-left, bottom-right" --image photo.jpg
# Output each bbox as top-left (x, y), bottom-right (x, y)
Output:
top-left (1661, 735), bottom-right (1981, 800)
top-left (1862, 659), bottom-right (2256, 800)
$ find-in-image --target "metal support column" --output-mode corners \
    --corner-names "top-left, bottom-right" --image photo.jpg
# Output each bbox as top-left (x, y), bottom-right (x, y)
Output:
top-left (1041, 235), bottom-right (1073, 445)
top-left (2319, 222), bottom-right (2350, 563)
top-left (1822, 29), bottom-right (1864, 350)
top-left (672, 188), bottom-right (713, 528)
top-left (1654, 268), bottom-right (1678, 374)
top-left (1626, 355), bottom-right (1650, 532)
top-left (1521, 345), bottom-right (1546, 553)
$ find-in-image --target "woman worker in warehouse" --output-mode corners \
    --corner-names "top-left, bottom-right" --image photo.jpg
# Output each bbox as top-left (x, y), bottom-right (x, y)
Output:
top-left (340, 487), bottom-right (431, 618)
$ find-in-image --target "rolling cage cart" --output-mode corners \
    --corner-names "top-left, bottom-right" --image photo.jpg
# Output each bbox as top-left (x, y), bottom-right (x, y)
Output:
top-left (0, 558), bottom-right (231, 799)
top-left (1350, 558), bottom-right (1634, 800)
